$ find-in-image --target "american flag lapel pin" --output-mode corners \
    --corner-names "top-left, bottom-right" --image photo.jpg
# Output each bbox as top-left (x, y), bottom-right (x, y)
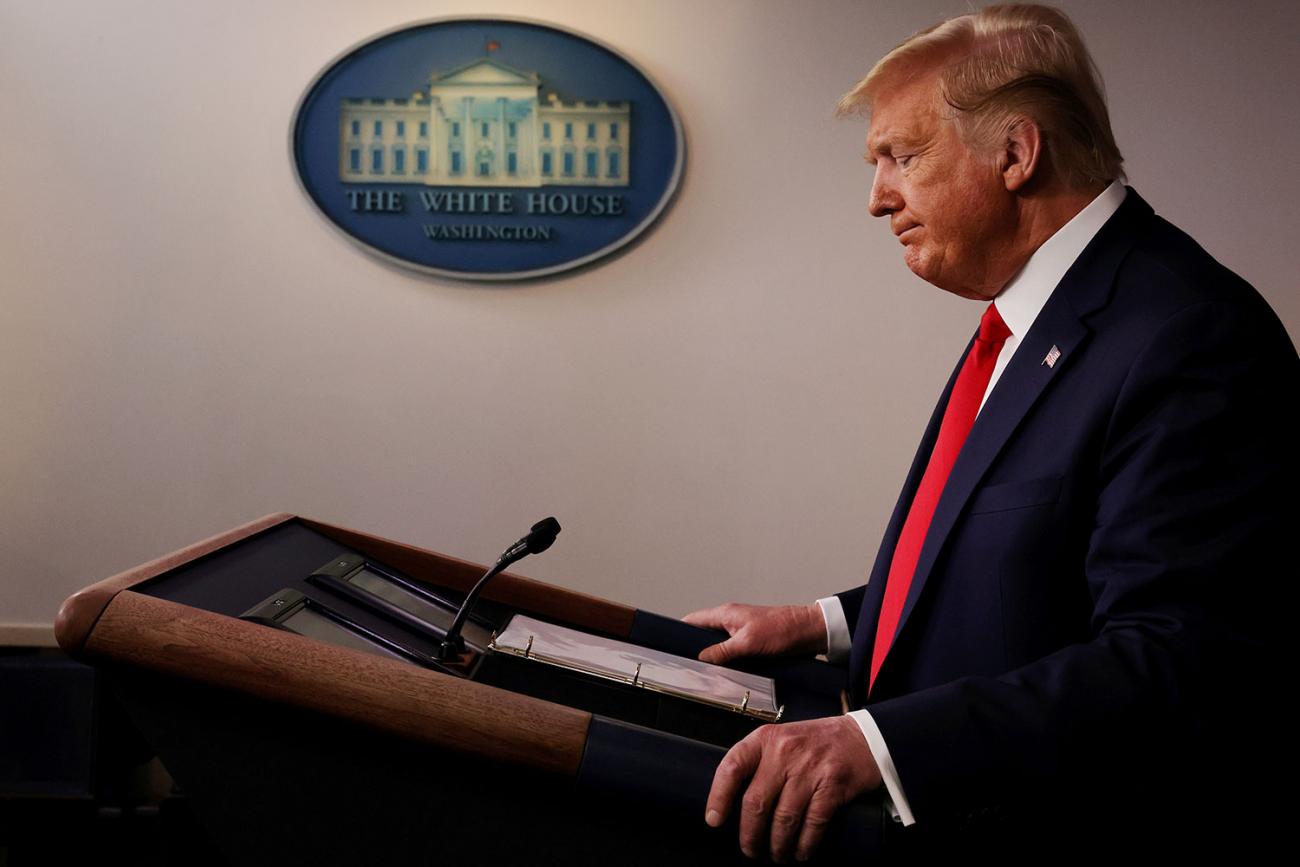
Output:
top-left (1043, 344), bottom-right (1062, 368)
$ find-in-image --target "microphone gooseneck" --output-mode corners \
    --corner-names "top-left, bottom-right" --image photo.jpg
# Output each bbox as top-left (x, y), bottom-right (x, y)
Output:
top-left (438, 517), bottom-right (562, 660)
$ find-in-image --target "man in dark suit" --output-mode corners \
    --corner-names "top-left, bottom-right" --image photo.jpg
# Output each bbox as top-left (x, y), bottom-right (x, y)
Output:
top-left (685, 4), bottom-right (1295, 861)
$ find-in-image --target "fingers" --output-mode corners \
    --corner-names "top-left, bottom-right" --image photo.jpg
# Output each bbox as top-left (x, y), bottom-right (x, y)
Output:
top-left (710, 729), bottom-right (802, 861)
top-left (766, 776), bottom-right (813, 864)
top-left (794, 785), bottom-right (839, 862)
top-left (705, 732), bottom-right (762, 828)
top-left (681, 605), bottom-right (729, 629)
top-left (738, 764), bottom-right (784, 860)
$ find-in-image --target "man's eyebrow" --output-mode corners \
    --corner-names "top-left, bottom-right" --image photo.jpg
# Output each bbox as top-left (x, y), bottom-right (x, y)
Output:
top-left (866, 129), bottom-right (918, 163)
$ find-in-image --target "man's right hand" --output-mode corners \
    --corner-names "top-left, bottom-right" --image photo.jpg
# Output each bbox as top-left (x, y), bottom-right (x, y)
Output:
top-left (681, 603), bottom-right (827, 665)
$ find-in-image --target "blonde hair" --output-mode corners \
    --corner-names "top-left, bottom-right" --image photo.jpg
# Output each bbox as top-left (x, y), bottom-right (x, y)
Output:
top-left (838, 4), bottom-right (1124, 189)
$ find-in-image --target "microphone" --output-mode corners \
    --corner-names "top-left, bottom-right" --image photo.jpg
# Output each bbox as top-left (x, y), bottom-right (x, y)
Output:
top-left (498, 516), bottom-right (562, 567)
top-left (438, 517), bottom-right (561, 660)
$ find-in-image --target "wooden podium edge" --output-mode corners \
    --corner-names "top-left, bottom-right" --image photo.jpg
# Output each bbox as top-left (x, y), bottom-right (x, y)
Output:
top-left (56, 513), bottom-right (641, 656)
top-left (86, 590), bottom-right (591, 776)
top-left (54, 512), bottom-right (296, 655)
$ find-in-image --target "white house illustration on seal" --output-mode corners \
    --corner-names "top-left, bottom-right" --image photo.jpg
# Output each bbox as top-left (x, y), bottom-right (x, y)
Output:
top-left (339, 57), bottom-right (630, 187)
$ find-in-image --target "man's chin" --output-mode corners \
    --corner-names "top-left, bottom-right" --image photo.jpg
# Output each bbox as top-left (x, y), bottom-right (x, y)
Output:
top-left (903, 251), bottom-right (933, 283)
top-left (903, 256), bottom-right (949, 293)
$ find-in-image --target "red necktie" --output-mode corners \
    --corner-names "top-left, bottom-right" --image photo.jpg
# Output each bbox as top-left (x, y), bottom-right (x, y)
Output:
top-left (868, 302), bottom-right (1012, 694)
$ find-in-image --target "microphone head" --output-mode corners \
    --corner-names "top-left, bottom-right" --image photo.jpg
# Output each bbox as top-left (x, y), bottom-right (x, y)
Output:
top-left (531, 516), bottom-right (561, 536)
top-left (527, 516), bottom-right (561, 553)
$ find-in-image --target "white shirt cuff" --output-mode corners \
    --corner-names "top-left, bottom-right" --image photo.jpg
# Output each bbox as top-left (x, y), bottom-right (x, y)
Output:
top-left (815, 596), bottom-right (852, 664)
top-left (848, 709), bottom-right (917, 826)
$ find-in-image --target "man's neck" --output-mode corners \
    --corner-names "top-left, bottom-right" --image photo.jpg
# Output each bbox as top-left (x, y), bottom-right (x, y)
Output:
top-left (1020, 182), bottom-right (1108, 251)
top-left (1001, 181), bottom-right (1109, 288)
top-left (993, 180), bottom-right (1127, 329)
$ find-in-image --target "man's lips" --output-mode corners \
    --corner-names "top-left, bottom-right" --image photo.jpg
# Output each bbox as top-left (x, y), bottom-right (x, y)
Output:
top-left (896, 225), bottom-right (920, 243)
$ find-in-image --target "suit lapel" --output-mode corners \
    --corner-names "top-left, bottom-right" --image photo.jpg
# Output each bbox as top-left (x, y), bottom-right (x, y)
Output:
top-left (886, 303), bottom-right (1089, 651)
top-left (861, 187), bottom-right (1154, 698)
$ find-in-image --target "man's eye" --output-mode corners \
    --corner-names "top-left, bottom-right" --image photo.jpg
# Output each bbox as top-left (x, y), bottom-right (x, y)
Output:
top-left (897, 154), bottom-right (914, 168)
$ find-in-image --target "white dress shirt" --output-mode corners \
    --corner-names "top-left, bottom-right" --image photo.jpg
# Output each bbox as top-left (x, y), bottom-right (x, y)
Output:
top-left (819, 180), bottom-right (1128, 826)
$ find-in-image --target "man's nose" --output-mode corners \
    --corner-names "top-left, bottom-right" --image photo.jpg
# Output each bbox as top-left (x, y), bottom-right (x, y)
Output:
top-left (868, 167), bottom-right (899, 218)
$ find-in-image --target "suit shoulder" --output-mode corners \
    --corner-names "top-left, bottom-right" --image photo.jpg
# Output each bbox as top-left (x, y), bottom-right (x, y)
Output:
top-left (1124, 215), bottom-right (1251, 305)
top-left (1108, 213), bottom-right (1291, 348)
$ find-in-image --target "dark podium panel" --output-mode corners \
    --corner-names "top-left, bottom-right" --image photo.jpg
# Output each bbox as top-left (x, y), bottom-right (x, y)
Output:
top-left (56, 515), bottom-right (911, 866)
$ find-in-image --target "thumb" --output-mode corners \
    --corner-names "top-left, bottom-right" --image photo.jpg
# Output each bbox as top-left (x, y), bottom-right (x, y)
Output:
top-left (698, 639), bottom-right (738, 666)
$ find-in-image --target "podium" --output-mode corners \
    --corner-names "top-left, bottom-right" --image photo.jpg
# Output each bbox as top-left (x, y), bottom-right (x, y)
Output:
top-left (55, 514), bottom-right (899, 865)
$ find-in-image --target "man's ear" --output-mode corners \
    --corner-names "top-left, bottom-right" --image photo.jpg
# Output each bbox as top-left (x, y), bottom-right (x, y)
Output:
top-left (999, 115), bottom-right (1042, 192)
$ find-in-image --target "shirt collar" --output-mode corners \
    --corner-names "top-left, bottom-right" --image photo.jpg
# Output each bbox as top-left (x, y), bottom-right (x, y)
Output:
top-left (994, 179), bottom-right (1127, 338)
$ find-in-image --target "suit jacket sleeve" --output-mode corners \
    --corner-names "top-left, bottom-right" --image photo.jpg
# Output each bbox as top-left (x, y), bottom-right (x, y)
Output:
top-left (864, 294), bottom-right (1296, 831)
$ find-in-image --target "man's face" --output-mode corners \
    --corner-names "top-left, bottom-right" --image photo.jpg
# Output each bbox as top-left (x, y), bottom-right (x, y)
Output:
top-left (865, 72), bottom-right (1015, 300)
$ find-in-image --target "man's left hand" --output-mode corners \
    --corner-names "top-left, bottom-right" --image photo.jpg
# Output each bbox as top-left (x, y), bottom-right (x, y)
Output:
top-left (705, 715), bottom-right (883, 862)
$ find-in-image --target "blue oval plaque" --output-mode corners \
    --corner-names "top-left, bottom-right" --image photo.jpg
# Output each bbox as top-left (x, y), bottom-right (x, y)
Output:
top-left (291, 18), bottom-right (685, 281)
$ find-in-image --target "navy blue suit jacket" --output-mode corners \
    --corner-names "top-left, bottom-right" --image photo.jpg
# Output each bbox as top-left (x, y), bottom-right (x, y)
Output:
top-left (836, 187), bottom-right (1295, 855)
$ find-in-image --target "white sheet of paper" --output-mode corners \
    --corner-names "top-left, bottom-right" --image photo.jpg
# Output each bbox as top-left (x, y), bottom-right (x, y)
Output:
top-left (493, 614), bottom-right (779, 715)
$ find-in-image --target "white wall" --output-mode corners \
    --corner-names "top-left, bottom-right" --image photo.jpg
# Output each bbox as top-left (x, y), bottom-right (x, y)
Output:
top-left (2, 0), bottom-right (1296, 639)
